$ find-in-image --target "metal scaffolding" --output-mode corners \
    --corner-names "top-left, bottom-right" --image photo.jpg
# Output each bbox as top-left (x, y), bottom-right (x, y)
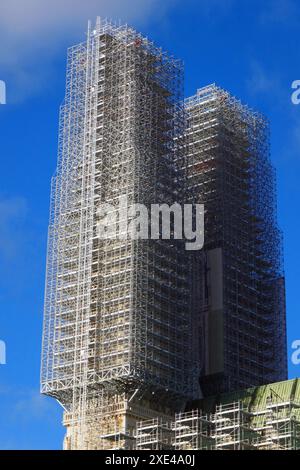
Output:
top-left (136, 418), bottom-right (173, 450)
top-left (253, 396), bottom-right (300, 450)
top-left (211, 401), bottom-right (258, 449)
top-left (41, 18), bottom-right (287, 450)
top-left (173, 409), bottom-right (214, 450)
top-left (184, 85), bottom-right (287, 395)
top-left (160, 380), bottom-right (300, 450)
top-left (41, 17), bottom-right (199, 449)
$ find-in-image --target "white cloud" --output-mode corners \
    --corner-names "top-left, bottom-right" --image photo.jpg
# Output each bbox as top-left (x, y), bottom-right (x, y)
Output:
top-left (260, 0), bottom-right (300, 25)
top-left (13, 390), bottom-right (57, 423)
top-left (246, 61), bottom-right (281, 95)
top-left (0, 387), bottom-right (61, 449)
top-left (0, 197), bottom-right (28, 258)
top-left (0, 0), bottom-right (178, 101)
top-left (0, 386), bottom-right (59, 423)
top-left (246, 60), bottom-right (300, 162)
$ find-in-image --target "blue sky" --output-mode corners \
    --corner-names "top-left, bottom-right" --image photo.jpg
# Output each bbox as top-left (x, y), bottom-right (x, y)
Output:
top-left (0, 0), bottom-right (300, 449)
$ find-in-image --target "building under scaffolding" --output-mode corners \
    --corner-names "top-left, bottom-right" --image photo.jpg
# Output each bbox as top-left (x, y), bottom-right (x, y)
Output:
top-left (41, 19), bottom-right (288, 450)
top-left (41, 18), bottom-right (199, 450)
top-left (135, 378), bottom-right (300, 450)
top-left (184, 85), bottom-right (287, 396)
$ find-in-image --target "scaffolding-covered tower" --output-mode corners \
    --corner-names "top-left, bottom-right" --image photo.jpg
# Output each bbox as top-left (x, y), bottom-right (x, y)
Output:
top-left (184, 85), bottom-right (287, 395)
top-left (40, 18), bottom-right (199, 450)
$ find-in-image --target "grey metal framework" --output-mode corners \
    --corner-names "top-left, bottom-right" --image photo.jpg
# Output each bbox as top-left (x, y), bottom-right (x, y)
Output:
top-left (41, 18), bottom-right (199, 449)
top-left (211, 401), bottom-right (258, 449)
top-left (41, 18), bottom-right (288, 450)
top-left (184, 85), bottom-right (287, 396)
top-left (254, 396), bottom-right (300, 450)
top-left (170, 397), bottom-right (300, 450)
top-left (173, 409), bottom-right (214, 450)
top-left (136, 418), bottom-right (173, 450)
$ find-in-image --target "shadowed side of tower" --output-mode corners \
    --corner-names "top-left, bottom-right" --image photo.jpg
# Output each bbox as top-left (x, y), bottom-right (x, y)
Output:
top-left (184, 85), bottom-right (287, 396)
